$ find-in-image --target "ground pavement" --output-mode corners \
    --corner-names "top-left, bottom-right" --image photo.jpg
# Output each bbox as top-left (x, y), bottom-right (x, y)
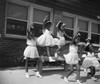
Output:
top-left (0, 67), bottom-right (100, 84)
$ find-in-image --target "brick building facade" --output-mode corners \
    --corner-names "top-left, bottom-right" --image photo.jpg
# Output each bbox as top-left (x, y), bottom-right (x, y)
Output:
top-left (0, 0), bottom-right (100, 67)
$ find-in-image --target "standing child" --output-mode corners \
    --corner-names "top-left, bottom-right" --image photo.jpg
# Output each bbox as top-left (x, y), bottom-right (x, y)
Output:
top-left (55, 21), bottom-right (72, 57)
top-left (23, 24), bottom-right (42, 78)
top-left (36, 16), bottom-right (55, 62)
top-left (82, 38), bottom-right (100, 80)
top-left (63, 32), bottom-right (82, 84)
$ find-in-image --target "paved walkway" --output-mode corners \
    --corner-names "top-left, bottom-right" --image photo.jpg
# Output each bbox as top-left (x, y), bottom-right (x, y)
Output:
top-left (0, 67), bottom-right (100, 84)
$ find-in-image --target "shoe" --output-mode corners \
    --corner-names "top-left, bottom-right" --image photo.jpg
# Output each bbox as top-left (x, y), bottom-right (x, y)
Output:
top-left (91, 77), bottom-right (97, 81)
top-left (36, 72), bottom-right (42, 78)
top-left (49, 57), bottom-right (55, 62)
top-left (77, 80), bottom-right (82, 84)
top-left (25, 73), bottom-right (29, 78)
top-left (55, 53), bottom-right (58, 58)
top-left (64, 77), bottom-right (69, 82)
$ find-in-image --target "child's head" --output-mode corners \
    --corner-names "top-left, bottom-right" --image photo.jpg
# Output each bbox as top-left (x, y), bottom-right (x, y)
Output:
top-left (72, 32), bottom-right (81, 45)
top-left (56, 21), bottom-right (66, 31)
top-left (43, 16), bottom-right (52, 30)
top-left (85, 38), bottom-right (92, 44)
top-left (44, 20), bottom-right (52, 30)
top-left (27, 23), bottom-right (35, 40)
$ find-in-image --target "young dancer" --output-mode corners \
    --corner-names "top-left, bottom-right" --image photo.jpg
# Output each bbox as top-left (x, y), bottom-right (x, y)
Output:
top-left (23, 24), bottom-right (42, 78)
top-left (55, 21), bottom-right (72, 57)
top-left (36, 16), bottom-right (55, 62)
top-left (82, 38), bottom-right (100, 80)
top-left (63, 32), bottom-right (82, 84)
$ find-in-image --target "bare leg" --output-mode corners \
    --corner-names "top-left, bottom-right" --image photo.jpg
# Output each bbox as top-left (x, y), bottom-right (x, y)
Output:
top-left (25, 57), bottom-right (29, 78)
top-left (55, 45), bottom-right (61, 57)
top-left (66, 65), bottom-right (74, 78)
top-left (46, 46), bottom-right (55, 62)
top-left (64, 64), bottom-right (74, 82)
top-left (75, 63), bottom-right (82, 84)
top-left (46, 46), bottom-right (50, 57)
top-left (75, 63), bottom-right (80, 80)
top-left (36, 58), bottom-right (42, 78)
top-left (25, 58), bottom-right (28, 73)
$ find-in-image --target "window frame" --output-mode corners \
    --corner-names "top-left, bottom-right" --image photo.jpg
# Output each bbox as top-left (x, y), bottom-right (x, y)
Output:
top-left (62, 11), bottom-right (100, 46)
top-left (5, 0), bottom-right (53, 39)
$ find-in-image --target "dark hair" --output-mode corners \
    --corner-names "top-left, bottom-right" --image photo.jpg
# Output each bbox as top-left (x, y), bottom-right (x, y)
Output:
top-left (71, 32), bottom-right (81, 45)
top-left (43, 16), bottom-right (52, 30)
top-left (85, 38), bottom-right (92, 44)
top-left (56, 21), bottom-right (65, 31)
top-left (27, 24), bottom-right (35, 40)
top-left (44, 20), bottom-right (52, 30)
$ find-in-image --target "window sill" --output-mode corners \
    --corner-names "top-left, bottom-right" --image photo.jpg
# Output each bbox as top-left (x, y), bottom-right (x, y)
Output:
top-left (5, 34), bottom-right (26, 39)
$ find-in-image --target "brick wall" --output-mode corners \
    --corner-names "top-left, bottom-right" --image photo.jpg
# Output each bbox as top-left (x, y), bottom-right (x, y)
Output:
top-left (0, 37), bottom-right (26, 67)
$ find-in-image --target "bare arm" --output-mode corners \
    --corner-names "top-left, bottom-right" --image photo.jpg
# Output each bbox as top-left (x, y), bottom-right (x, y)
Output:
top-left (63, 31), bottom-right (72, 39)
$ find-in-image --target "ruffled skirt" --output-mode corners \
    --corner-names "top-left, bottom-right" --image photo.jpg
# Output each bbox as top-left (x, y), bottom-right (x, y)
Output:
top-left (64, 52), bottom-right (79, 65)
top-left (36, 34), bottom-right (55, 47)
top-left (23, 46), bottom-right (39, 59)
top-left (82, 56), bottom-right (100, 68)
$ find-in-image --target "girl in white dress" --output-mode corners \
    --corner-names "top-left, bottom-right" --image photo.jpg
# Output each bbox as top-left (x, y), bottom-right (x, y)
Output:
top-left (24, 24), bottom-right (42, 78)
top-left (63, 32), bottom-right (82, 84)
top-left (36, 16), bottom-right (55, 62)
top-left (82, 38), bottom-right (100, 80)
top-left (55, 21), bottom-right (72, 57)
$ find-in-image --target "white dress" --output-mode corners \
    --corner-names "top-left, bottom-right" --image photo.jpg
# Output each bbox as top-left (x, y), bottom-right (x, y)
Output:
top-left (23, 39), bottom-right (39, 59)
top-left (36, 29), bottom-right (55, 47)
top-left (82, 52), bottom-right (100, 68)
top-left (64, 44), bottom-right (79, 65)
top-left (56, 31), bottom-right (65, 46)
top-left (98, 48), bottom-right (100, 58)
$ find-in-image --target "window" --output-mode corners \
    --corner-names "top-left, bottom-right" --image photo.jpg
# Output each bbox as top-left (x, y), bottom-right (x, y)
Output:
top-left (91, 23), bottom-right (100, 44)
top-left (6, 2), bottom-right (53, 38)
top-left (32, 7), bottom-right (52, 37)
top-left (62, 16), bottom-right (74, 40)
top-left (6, 2), bottom-right (28, 36)
top-left (78, 19), bottom-right (88, 42)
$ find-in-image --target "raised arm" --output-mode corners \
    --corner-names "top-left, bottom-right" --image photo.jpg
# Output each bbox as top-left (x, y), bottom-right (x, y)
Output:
top-left (63, 31), bottom-right (72, 39)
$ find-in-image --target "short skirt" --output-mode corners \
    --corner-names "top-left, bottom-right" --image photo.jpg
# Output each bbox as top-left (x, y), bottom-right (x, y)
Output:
top-left (23, 46), bottom-right (39, 59)
top-left (64, 52), bottom-right (79, 65)
top-left (82, 56), bottom-right (100, 68)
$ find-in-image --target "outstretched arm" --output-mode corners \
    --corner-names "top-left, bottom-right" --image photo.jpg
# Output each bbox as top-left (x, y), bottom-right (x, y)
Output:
top-left (64, 31), bottom-right (72, 39)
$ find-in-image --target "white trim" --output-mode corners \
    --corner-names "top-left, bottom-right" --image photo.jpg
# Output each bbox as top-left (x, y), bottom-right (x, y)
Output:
top-left (91, 32), bottom-right (100, 35)
top-left (5, 34), bottom-right (26, 39)
top-left (6, 17), bottom-right (28, 22)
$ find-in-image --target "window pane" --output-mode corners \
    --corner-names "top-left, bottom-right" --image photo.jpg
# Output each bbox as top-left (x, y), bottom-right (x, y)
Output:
top-left (33, 8), bottom-right (50, 23)
top-left (91, 23), bottom-right (99, 33)
top-left (78, 19), bottom-right (88, 31)
top-left (62, 16), bottom-right (74, 29)
top-left (91, 34), bottom-right (99, 44)
top-left (34, 23), bottom-right (43, 37)
top-left (79, 31), bottom-right (88, 42)
top-left (6, 19), bottom-right (27, 35)
top-left (64, 29), bottom-right (73, 41)
top-left (7, 2), bottom-right (28, 20)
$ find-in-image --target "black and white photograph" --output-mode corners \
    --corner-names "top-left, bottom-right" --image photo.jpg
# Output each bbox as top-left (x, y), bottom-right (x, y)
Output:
top-left (0, 0), bottom-right (100, 84)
